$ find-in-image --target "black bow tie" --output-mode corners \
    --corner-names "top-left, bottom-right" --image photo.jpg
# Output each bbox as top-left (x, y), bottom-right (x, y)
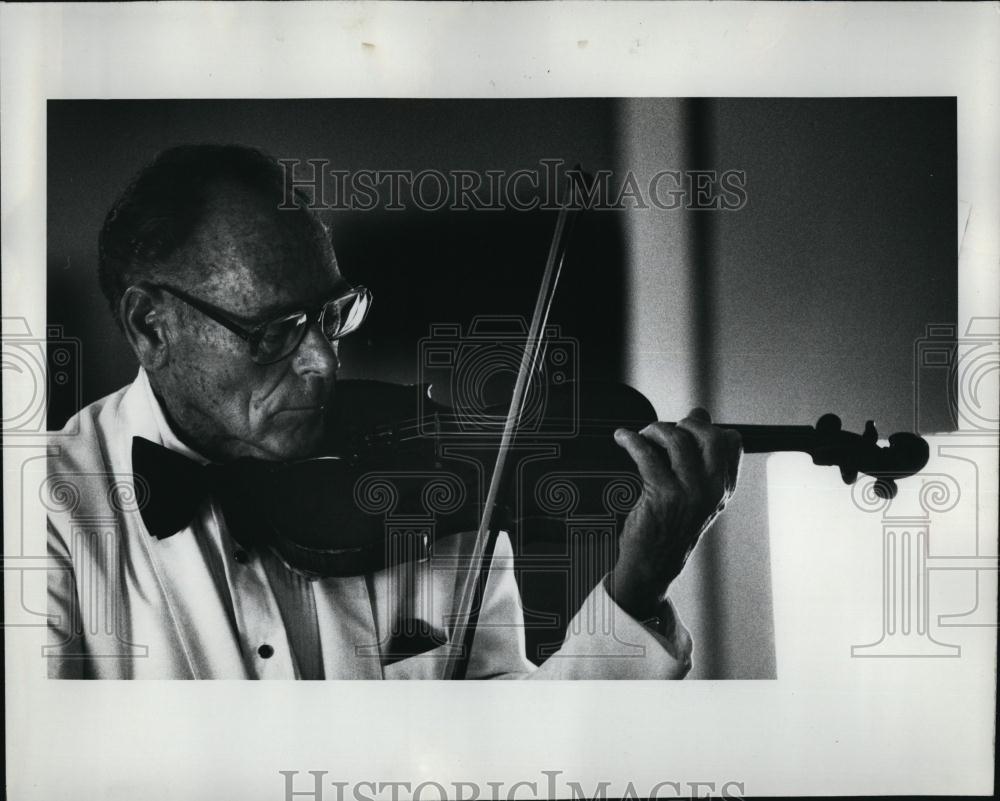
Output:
top-left (131, 436), bottom-right (270, 542)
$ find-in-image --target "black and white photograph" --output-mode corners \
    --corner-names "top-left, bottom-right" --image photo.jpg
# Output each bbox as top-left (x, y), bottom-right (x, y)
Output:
top-left (3, 3), bottom-right (997, 800)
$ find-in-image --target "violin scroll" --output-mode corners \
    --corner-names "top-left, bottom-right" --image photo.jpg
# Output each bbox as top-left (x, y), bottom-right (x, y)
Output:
top-left (810, 414), bottom-right (930, 500)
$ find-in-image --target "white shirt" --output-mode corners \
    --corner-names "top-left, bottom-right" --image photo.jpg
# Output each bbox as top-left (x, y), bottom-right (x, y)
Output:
top-left (47, 370), bottom-right (693, 679)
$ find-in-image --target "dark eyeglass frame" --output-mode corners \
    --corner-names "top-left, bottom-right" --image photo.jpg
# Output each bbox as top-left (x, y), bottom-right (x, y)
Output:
top-left (143, 282), bottom-right (372, 365)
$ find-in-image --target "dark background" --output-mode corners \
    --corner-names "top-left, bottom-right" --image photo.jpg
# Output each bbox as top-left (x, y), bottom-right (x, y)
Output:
top-left (47, 98), bottom-right (957, 676)
top-left (46, 99), bottom-right (630, 423)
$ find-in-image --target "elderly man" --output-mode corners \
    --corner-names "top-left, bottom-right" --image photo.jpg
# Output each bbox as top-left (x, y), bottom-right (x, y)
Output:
top-left (47, 144), bottom-right (740, 679)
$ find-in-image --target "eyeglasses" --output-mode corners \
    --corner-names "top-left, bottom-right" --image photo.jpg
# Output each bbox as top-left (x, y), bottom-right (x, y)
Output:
top-left (147, 283), bottom-right (373, 365)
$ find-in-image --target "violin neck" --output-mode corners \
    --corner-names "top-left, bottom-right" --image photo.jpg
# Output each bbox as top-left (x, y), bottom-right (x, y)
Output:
top-left (726, 424), bottom-right (818, 456)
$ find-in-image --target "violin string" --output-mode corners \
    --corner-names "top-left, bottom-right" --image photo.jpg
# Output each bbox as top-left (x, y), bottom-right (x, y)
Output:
top-left (357, 416), bottom-right (815, 445)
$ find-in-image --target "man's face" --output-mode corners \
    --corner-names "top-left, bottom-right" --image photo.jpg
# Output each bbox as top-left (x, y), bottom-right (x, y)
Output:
top-left (153, 184), bottom-right (343, 461)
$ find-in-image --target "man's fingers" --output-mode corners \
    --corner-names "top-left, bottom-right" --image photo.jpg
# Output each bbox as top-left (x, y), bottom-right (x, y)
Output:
top-left (638, 422), bottom-right (704, 497)
top-left (687, 406), bottom-right (712, 424)
top-left (615, 413), bottom-right (742, 513)
top-left (614, 427), bottom-right (673, 488)
top-left (723, 428), bottom-right (743, 495)
top-left (677, 415), bottom-right (726, 490)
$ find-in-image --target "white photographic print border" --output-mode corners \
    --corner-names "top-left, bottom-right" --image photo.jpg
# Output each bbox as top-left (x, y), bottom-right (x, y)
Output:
top-left (2, 3), bottom-right (997, 799)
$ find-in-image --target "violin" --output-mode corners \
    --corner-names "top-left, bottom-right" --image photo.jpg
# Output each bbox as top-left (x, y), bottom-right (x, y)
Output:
top-left (224, 376), bottom-right (929, 579)
top-left (201, 183), bottom-right (931, 676)
top-left (225, 185), bottom-right (927, 565)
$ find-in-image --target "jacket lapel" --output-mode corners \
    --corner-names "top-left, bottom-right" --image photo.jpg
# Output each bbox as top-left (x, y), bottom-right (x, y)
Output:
top-left (141, 527), bottom-right (250, 678)
top-left (117, 372), bottom-right (249, 679)
top-left (313, 576), bottom-right (384, 679)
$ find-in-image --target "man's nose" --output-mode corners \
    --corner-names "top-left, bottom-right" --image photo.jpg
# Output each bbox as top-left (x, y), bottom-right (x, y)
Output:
top-left (292, 322), bottom-right (340, 378)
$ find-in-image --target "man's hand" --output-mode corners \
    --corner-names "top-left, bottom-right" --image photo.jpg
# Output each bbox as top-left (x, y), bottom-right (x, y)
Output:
top-left (605, 408), bottom-right (742, 620)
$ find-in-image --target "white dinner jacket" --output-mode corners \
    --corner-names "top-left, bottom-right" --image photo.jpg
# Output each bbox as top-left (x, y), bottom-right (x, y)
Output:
top-left (46, 371), bottom-right (692, 680)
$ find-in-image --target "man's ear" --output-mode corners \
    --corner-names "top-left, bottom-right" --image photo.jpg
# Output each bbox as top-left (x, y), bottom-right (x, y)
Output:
top-left (120, 285), bottom-right (170, 371)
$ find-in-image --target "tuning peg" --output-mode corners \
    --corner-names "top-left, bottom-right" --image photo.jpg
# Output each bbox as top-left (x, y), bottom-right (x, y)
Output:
top-left (887, 432), bottom-right (931, 473)
top-left (873, 477), bottom-right (898, 500)
top-left (816, 413), bottom-right (842, 434)
top-left (863, 420), bottom-right (879, 444)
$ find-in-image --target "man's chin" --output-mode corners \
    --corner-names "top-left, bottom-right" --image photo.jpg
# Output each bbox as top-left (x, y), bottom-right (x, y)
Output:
top-left (257, 415), bottom-right (327, 461)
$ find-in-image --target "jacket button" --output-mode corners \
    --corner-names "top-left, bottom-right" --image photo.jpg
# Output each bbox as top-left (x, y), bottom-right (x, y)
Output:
top-left (258, 644), bottom-right (274, 659)
top-left (234, 550), bottom-right (249, 564)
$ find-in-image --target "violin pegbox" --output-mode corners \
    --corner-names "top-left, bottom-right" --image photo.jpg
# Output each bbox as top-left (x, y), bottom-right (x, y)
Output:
top-left (810, 414), bottom-right (930, 500)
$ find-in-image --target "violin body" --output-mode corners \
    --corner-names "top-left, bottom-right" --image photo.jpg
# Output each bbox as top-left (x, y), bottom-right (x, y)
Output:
top-left (229, 379), bottom-right (657, 577)
top-left (229, 380), bottom-right (479, 578)
top-left (222, 377), bottom-right (930, 580)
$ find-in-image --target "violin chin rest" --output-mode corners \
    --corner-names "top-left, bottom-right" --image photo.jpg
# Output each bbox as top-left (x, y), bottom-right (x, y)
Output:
top-left (380, 618), bottom-right (450, 667)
